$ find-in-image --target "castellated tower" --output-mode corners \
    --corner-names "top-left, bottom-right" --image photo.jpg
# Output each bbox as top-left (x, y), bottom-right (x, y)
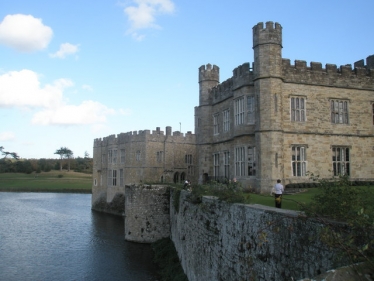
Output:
top-left (252, 22), bottom-right (284, 191)
top-left (195, 64), bottom-right (219, 183)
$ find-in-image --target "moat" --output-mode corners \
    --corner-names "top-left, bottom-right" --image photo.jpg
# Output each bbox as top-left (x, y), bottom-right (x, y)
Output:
top-left (0, 192), bottom-right (159, 281)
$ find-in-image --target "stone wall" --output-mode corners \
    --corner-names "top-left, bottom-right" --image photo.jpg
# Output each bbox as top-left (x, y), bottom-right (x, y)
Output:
top-left (124, 185), bottom-right (171, 243)
top-left (170, 190), bottom-right (346, 281)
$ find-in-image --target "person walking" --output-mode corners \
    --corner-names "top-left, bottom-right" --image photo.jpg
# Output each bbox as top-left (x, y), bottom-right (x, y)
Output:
top-left (272, 179), bottom-right (284, 208)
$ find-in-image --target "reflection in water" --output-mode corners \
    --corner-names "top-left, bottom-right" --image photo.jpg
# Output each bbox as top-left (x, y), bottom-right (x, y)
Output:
top-left (0, 192), bottom-right (159, 281)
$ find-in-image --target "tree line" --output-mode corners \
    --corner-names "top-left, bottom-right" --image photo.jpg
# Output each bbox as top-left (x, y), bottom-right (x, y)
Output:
top-left (0, 146), bottom-right (92, 174)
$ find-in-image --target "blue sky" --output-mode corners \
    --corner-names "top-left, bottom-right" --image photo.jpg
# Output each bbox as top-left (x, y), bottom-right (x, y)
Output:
top-left (1, 0), bottom-right (373, 159)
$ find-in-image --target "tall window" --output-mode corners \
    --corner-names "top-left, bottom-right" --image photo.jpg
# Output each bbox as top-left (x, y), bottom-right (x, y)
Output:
top-left (234, 97), bottom-right (245, 125)
top-left (224, 151), bottom-right (230, 179)
top-left (136, 150), bottom-right (141, 161)
top-left (331, 100), bottom-right (349, 124)
top-left (223, 109), bottom-right (230, 132)
top-left (157, 151), bottom-right (164, 162)
top-left (247, 147), bottom-right (256, 176)
top-left (108, 149), bottom-right (117, 164)
top-left (185, 154), bottom-right (192, 165)
top-left (247, 96), bottom-right (255, 124)
top-left (120, 149), bottom-right (125, 163)
top-left (291, 97), bottom-right (305, 122)
top-left (235, 147), bottom-right (245, 176)
top-left (372, 103), bottom-right (374, 125)
top-left (213, 153), bottom-right (220, 179)
top-left (108, 150), bottom-right (112, 164)
top-left (292, 146), bottom-right (307, 176)
top-left (186, 154), bottom-right (193, 175)
top-left (119, 169), bottom-right (124, 186)
top-left (332, 147), bottom-right (350, 176)
top-left (213, 113), bottom-right (219, 135)
top-left (107, 169), bottom-right (117, 186)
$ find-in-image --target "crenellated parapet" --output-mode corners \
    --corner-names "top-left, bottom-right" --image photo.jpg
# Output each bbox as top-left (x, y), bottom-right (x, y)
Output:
top-left (94, 127), bottom-right (196, 148)
top-left (212, 63), bottom-right (254, 104)
top-left (282, 55), bottom-right (374, 89)
top-left (252, 21), bottom-right (282, 48)
top-left (199, 63), bottom-right (219, 83)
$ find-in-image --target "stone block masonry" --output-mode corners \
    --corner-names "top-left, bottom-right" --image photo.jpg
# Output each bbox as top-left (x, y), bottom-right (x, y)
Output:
top-left (170, 190), bottom-right (346, 281)
top-left (125, 185), bottom-right (171, 243)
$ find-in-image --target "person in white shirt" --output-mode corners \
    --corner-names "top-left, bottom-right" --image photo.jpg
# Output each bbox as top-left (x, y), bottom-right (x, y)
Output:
top-left (271, 179), bottom-right (284, 208)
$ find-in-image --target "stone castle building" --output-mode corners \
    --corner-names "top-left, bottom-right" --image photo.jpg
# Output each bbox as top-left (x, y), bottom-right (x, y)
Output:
top-left (92, 21), bottom-right (374, 204)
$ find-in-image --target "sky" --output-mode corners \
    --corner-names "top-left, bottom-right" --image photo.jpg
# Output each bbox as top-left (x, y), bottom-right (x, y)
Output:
top-left (0, 0), bottom-right (373, 159)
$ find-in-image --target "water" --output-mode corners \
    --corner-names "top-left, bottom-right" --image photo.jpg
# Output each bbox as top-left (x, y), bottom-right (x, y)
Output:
top-left (0, 192), bottom-right (159, 281)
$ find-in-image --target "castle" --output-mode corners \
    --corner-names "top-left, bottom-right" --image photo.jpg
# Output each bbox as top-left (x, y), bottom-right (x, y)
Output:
top-left (92, 21), bottom-right (374, 205)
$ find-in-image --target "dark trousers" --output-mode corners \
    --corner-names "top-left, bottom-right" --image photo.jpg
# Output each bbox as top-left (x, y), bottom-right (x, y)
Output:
top-left (275, 194), bottom-right (282, 208)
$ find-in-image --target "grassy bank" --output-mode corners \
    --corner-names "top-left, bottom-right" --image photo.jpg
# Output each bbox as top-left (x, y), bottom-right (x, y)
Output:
top-left (0, 171), bottom-right (92, 193)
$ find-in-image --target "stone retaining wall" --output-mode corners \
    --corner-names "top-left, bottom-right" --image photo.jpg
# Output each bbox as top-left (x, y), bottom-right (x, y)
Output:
top-left (170, 190), bottom-right (346, 281)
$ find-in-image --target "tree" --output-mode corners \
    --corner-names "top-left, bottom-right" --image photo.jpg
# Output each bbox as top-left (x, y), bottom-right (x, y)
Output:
top-left (64, 148), bottom-right (73, 171)
top-left (301, 174), bottom-right (374, 273)
top-left (54, 147), bottom-right (66, 171)
top-left (54, 147), bottom-right (74, 171)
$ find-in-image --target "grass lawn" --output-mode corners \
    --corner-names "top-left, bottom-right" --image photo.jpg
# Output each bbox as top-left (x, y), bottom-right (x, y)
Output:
top-left (0, 170), bottom-right (92, 193)
top-left (247, 188), bottom-right (321, 211)
top-left (247, 186), bottom-right (374, 211)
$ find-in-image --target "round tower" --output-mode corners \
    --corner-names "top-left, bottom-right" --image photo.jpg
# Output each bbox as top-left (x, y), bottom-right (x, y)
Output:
top-left (198, 64), bottom-right (219, 106)
top-left (252, 22), bottom-right (284, 193)
top-left (252, 21), bottom-right (282, 79)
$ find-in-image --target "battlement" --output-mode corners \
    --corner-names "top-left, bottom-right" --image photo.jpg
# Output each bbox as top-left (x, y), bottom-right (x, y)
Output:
top-left (282, 55), bottom-right (374, 89)
top-left (211, 63), bottom-right (254, 104)
top-left (199, 64), bottom-right (219, 83)
top-left (253, 21), bottom-right (282, 48)
top-left (94, 126), bottom-right (196, 147)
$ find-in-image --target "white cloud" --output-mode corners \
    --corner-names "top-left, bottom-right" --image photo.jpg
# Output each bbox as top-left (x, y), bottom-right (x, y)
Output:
top-left (31, 100), bottom-right (116, 126)
top-left (0, 69), bottom-right (71, 109)
top-left (124, 0), bottom-right (175, 40)
top-left (82, 84), bottom-right (93, 91)
top-left (0, 131), bottom-right (16, 141)
top-left (50, 43), bottom-right (79, 59)
top-left (0, 14), bottom-right (53, 52)
top-left (0, 69), bottom-right (122, 127)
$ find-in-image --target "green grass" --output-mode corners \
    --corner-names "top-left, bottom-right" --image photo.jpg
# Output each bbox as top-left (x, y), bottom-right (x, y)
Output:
top-left (247, 186), bottom-right (373, 211)
top-left (247, 188), bottom-right (321, 211)
top-left (0, 171), bottom-right (92, 193)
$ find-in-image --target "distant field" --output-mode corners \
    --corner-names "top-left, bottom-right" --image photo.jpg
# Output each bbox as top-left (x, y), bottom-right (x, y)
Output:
top-left (0, 171), bottom-right (92, 193)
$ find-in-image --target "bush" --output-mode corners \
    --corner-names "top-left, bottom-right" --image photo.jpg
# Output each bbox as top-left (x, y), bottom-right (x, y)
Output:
top-left (301, 174), bottom-right (374, 272)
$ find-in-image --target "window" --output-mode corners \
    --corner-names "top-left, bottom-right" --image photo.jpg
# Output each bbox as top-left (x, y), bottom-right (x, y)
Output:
top-left (292, 146), bottom-right (307, 176)
top-left (108, 150), bottom-right (112, 164)
top-left (332, 147), bottom-right (350, 176)
top-left (108, 149), bottom-right (117, 164)
top-left (234, 97), bottom-right (245, 125)
top-left (185, 154), bottom-right (192, 165)
top-left (372, 103), bottom-right (374, 125)
top-left (119, 169), bottom-right (124, 186)
top-left (107, 169), bottom-right (117, 186)
top-left (223, 109), bottom-right (230, 132)
top-left (247, 147), bottom-right (256, 176)
top-left (120, 149), bottom-right (125, 163)
top-left (157, 151), bottom-right (164, 162)
top-left (213, 113), bottom-right (219, 135)
top-left (291, 97), bottom-right (305, 122)
top-left (235, 147), bottom-right (245, 176)
top-left (136, 150), bottom-right (141, 161)
top-left (247, 96), bottom-right (255, 124)
top-left (113, 149), bottom-right (117, 163)
top-left (224, 151), bottom-right (230, 179)
top-left (331, 100), bottom-right (348, 124)
top-left (185, 154), bottom-right (193, 175)
top-left (213, 153), bottom-right (220, 178)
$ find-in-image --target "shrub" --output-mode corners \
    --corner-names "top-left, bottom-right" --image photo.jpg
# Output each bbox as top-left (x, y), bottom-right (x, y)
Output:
top-left (301, 174), bottom-right (374, 272)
